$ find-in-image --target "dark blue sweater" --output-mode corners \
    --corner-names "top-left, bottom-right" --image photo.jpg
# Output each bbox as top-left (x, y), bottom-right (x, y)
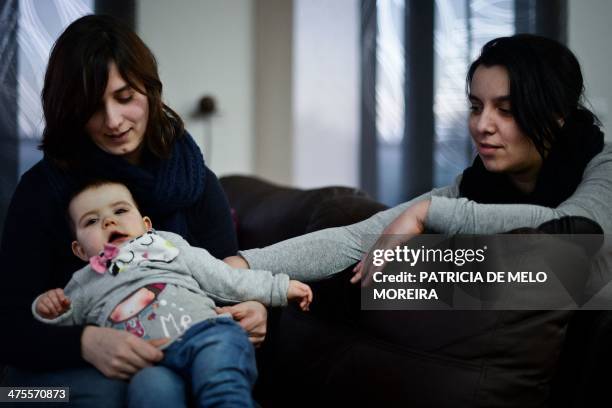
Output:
top-left (0, 158), bottom-right (238, 369)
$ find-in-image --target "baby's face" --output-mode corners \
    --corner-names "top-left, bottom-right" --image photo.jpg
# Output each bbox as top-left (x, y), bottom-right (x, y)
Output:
top-left (69, 183), bottom-right (152, 261)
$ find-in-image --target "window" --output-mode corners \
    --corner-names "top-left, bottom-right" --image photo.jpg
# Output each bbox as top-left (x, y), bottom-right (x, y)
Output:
top-left (17, 0), bottom-right (94, 175)
top-left (362, 0), bottom-right (565, 205)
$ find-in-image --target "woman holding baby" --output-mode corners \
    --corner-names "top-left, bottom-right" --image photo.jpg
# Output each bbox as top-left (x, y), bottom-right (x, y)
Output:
top-left (0, 15), bottom-right (267, 406)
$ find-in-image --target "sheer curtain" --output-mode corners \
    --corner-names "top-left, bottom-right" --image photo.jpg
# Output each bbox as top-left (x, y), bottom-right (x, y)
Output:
top-left (17, 0), bottom-right (93, 175)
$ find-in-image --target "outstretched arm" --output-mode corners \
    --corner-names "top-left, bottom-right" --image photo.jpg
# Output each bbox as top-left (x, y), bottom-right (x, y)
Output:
top-left (164, 232), bottom-right (291, 307)
top-left (234, 183), bottom-right (458, 280)
top-left (222, 257), bottom-right (315, 316)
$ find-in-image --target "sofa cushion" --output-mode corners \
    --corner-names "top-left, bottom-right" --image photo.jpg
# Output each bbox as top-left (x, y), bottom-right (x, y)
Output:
top-left (220, 175), bottom-right (369, 250)
top-left (306, 195), bottom-right (387, 233)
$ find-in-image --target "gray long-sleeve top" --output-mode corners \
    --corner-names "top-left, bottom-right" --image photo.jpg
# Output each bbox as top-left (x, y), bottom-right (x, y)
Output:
top-left (239, 144), bottom-right (612, 281)
top-left (33, 231), bottom-right (290, 343)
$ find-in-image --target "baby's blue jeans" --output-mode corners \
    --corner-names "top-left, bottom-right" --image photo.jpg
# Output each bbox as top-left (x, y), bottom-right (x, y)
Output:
top-left (128, 317), bottom-right (257, 408)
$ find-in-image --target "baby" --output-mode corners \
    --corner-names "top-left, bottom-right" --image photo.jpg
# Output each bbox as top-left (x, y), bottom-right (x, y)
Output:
top-left (32, 179), bottom-right (312, 408)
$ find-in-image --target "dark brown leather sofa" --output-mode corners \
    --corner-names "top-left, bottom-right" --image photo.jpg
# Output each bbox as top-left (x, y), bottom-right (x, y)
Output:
top-left (220, 175), bottom-right (611, 408)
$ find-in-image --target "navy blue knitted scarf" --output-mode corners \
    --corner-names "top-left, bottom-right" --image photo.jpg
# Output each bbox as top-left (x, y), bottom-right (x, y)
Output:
top-left (44, 131), bottom-right (206, 238)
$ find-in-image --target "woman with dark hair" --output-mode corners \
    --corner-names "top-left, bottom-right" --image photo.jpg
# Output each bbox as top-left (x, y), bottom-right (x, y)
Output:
top-left (347, 33), bottom-right (609, 272)
top-left (225, 34), bottom-right (612, 404)
top-left (0, 14), bottom-right (266, 406)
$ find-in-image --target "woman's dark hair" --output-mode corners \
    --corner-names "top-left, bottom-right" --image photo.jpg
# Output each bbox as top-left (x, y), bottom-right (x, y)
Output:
top-left (41, 14), bottom-right (184, 168)
top-left (467, 34), bottom-right (599, 157)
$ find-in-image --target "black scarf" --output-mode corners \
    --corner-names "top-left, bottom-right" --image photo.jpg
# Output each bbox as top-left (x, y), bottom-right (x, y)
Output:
top-left (44, 131), bottom-right (206, 238)
top-left (459, 110), bottom-right (604, 206)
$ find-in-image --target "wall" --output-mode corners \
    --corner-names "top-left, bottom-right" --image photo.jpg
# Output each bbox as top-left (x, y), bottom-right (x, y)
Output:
top-left (292, 0), bottom-right (360, 188)
top-left (137, 0), bottom-right (255, 176)
top-left (254, 0), bottom-right (293, 185)
top-left (137, 0), bottom-right (360, 188)
top-left (568, 0), bottom-right (612, 139)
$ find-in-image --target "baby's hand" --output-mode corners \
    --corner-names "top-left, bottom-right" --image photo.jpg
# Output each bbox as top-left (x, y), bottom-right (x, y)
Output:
top-left (36, 288), bottom-right (71, 319)
top-left (287, 280), bottom-right (313, 311)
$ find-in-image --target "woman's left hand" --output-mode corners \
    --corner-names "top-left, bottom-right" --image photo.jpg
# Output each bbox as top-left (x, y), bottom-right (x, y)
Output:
top-left (351, 199), bottom-right (431, 284)
top-left (216, 301), bottom-right (268, 346)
